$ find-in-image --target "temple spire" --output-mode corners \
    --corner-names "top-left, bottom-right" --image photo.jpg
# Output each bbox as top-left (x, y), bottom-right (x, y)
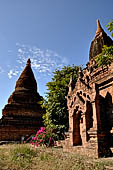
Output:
top-left (15, 57), bottom-right (37, 92)
top-left (26, 58), bottom-right (31, 67)
top-left (96, 19), bottom-right (103, 35)
top-left (89, 20), bottom-right (113, 60)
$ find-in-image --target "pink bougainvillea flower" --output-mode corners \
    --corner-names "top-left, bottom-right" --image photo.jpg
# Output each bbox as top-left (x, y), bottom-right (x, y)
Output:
top-left (36, 142), bottom-right (39, 147)
top-left (54, 142), bottom-right (56, 146)
top-left (37, 130), bottom-right (41, 135)
top-left (40, 127), bottom-right (45, 131)
top-left (49, 137), bottom-right (52, 142)
top-left (29, 126), bottom-right (57, 147)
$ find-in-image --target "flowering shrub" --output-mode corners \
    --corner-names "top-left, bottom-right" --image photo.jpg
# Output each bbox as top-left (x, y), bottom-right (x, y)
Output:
top-left (29, 127), bottom-right (57, 147)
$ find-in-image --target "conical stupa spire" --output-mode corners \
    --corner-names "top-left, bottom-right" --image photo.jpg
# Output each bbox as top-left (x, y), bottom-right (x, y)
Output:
top-left (15, 58), bottom-right (37, 92)
top-left (26, 58), bottom-right (31, 67)
top-left (89, 20), bottom-right (113, 60)
top-left (96, 19), bottom-right (103, 35)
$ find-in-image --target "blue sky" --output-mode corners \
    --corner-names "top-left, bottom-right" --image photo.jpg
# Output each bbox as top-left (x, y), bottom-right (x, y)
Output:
top-left (0, 0), bottom-right (113, 117)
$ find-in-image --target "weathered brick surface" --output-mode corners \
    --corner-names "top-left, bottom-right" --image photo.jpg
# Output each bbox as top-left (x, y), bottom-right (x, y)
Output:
top-left (0, 59), bottom-right (44, 141)
top-left (63, 20), bottom-right (113, 158)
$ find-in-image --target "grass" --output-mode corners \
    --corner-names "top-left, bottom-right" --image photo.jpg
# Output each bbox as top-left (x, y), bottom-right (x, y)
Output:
top-left (0, 144), bottom-right (113, 170)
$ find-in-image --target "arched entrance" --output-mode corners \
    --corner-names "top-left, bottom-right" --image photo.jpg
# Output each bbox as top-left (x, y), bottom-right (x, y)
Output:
top-left (73, 110), bottom-right (82, 146)
top-left (86, 101), bottom-right (93, 141)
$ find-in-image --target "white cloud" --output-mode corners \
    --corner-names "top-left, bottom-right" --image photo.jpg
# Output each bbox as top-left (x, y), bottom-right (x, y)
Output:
top-left (7, 43), bottom-right (68, 79)
top-left (8, 70), bottom-right (19, 79)
top-left (18, 48), bottom-right (23, 53)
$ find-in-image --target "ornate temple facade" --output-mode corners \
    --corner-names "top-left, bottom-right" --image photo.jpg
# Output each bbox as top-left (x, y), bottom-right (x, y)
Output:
top-left (0, 59), bottom-right (44, 141)
top-left (63, 20), bottom-right (113, 157)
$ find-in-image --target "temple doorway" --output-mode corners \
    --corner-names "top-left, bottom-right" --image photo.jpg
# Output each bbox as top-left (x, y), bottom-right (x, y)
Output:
top-left (73, 111), bottom-right (82, 146)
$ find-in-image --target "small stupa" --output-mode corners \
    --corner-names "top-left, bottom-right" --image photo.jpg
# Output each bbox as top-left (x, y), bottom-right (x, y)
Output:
top-left (0, 59), bottom-right (44, 141)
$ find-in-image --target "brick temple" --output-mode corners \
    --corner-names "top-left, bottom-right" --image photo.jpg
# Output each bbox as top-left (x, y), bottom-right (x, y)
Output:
top-left (0, 59), bottom-right (44, 141)
top-left (63, 20), bottom-right (113, 157)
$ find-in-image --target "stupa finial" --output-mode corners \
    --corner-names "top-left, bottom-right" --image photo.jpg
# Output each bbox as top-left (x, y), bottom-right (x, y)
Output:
top-left (96, 19), bottom-right (103, 35)
top-left (26, 58), bottom-right (31, 66)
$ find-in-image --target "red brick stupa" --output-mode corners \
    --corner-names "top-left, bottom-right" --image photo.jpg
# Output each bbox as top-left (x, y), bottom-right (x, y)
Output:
top-left (0, 58), bottom-right (44, 141)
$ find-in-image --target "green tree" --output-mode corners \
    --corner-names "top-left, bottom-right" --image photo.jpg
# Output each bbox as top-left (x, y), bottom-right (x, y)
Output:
top-left (107, 19), bottom-right (113, 37)
top-left (43, 65), bottom-right (79, 139)
top-left (96, 45), bottom-right (113, 67)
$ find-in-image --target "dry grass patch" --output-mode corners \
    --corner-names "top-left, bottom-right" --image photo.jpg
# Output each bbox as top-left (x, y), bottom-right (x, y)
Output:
top-left (0, 144), bottom-right (113, 170)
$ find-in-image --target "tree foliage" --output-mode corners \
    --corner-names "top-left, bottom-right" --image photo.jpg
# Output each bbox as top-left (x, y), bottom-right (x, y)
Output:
top-left (96, 45), bottom-right (113, 67)
top-left (43, 65), bottom-right (79, 138)
top-left (106, 19), bottom-right (113, 37)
